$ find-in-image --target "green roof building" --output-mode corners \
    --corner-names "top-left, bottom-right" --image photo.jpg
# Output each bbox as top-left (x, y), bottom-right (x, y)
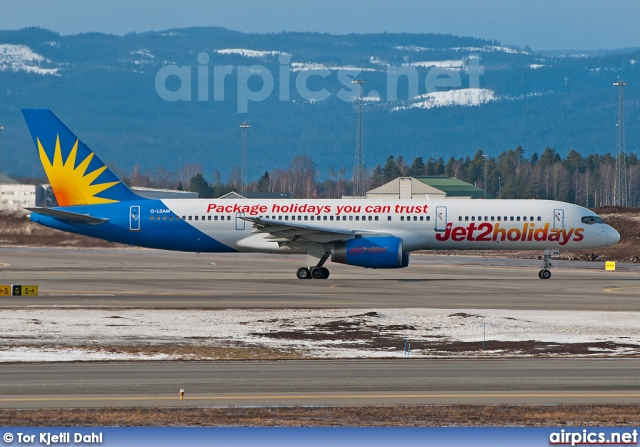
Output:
top-left (413, 176), bottom-right (492, 199)
top-left (366, 176), bottom-right (491, 200)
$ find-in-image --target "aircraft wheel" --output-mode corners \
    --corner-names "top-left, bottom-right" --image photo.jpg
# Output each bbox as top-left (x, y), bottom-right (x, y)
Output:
top-left (321, 267), bottom-right (330, 279)
top-left (296, 267), bottom-right (311, 279)
top-left (541, 269), bottom-right (552, 280)
top-left (538, 270), bottom-right (543, 279)
top-left (311, 267), bottom-right (325, 279)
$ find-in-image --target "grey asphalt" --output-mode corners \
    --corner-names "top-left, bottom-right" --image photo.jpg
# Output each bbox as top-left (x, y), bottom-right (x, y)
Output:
top-left (0, 359), bottom-right (639, 408)
top-left (0, 248), bottom-right (639, 310)
top-left (1, 248), bottom-right (639, 409)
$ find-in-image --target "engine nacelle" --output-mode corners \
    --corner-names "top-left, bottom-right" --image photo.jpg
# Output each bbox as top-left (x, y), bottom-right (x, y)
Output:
top-left (332, 236), bottom-right (409, 269)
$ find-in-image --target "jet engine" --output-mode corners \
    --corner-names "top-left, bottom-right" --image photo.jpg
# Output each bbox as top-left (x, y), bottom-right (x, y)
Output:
top-left (332, 236), bottom-right (409, 269)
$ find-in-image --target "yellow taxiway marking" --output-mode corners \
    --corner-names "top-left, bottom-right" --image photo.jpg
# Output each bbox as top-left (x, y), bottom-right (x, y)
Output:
top-left (0, 262), bottom-right (10, 267)
top-left (603, 286), bottom-right (640, 293)
top-left (2, 393), bottom-right (640, 403)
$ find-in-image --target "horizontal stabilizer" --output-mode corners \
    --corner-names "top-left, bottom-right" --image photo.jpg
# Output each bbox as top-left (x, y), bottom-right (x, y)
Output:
top-left (25, 207), bottom-right (109, 225)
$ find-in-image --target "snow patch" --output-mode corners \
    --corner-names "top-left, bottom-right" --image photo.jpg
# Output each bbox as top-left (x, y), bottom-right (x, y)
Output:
top-left (392, 88), bottom-right (496, 111)
top-left (405, 60), bottom-right (464, 68)
top-left (0, 44), bottom-right (59, 76)
top-left (1, 308), bottom-right (639, 362)
top-left (216, 48), bottom-right (291, 59)
top-left (291, 62), bottom-right (377, 72)
top-left (394, 45), bottom-right (529, 55)
top-left (131, 49), bottom-right (155, 59)
top-left (530, 64), bottom-right (548, 69)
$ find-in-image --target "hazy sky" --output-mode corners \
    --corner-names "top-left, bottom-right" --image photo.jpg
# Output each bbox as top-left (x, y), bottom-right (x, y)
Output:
top-left (2, 0), bottom-right (640, 51)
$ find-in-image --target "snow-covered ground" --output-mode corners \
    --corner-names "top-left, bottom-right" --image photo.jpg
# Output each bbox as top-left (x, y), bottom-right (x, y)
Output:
top-left (1, 308), bottom-right (639, 362)
top-left (392, 88), bottom-right (496, 110)
top-left (216, 49), bottom-right (291, 59)
top-left (0, 44), bottom-right (59, 76)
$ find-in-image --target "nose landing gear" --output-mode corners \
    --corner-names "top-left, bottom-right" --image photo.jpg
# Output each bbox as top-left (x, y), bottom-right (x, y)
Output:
top-left (538, 249), bottom-right (557, 279)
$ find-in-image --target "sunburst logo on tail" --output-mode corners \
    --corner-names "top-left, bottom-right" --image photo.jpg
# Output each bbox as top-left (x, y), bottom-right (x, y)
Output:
top-left (38, 135), bottom-right (120, 206)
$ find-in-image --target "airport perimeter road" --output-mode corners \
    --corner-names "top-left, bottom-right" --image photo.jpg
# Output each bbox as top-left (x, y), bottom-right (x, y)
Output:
top-left (1, 248), bottom-right (639, 310)
top-left (0, 359), bottom-right (639, 408)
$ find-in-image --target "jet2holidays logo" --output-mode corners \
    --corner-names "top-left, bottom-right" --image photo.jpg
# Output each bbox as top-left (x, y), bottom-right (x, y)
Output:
top-left (155, 51), bottom-right (485, 112)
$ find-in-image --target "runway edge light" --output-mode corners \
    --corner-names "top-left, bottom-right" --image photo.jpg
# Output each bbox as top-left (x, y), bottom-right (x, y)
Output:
top-left (605, 261), bottom-right (616, 271)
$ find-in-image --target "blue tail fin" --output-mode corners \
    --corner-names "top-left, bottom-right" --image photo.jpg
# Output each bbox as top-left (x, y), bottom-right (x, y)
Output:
top-left (22, 109), bottom-right (140, 206)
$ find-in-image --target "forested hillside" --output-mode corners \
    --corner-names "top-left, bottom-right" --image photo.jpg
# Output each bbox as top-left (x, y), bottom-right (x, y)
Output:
top-left (0, 27), bottom-right (639, 189)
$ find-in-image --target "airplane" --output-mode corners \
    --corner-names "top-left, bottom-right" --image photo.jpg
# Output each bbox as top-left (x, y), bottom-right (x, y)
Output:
top-left (22, 109), bottom-right (620, 280)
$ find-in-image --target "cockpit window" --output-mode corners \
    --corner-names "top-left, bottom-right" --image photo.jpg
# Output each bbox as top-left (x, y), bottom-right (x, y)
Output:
top-left (581, 216), bottom-right (605, 225)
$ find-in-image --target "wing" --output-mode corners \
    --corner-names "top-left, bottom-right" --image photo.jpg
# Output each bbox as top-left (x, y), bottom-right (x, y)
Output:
top-left (240, 216), bottom-right (387, 245)
top-left (25, 207), bottom-right (109, 225)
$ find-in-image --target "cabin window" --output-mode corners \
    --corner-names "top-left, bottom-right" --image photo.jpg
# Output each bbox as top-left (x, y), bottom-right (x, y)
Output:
top-left (330, 216), bottom-right (334, 221)
top-left (227, 216), bottom-right (231, 221)
top-left (478, 216), bottom-right (482, 221)
top-left (207, 216), bottom-right (211, 221)
top-left (458, 216), bottom-right (462, 221)
top-left (375, 216), bottom-right (379, 221)
top-left (214, 216), bottom-right (218, 221)
top-left (471, 216), bottom-right (475, 221)
top-left (523, 216), bottom-right (527, 221)
top-left (387, 216), bottom-right (391, 221)
top-left (169, 216), bottom-right (173, 221)
top-left (304, 216), bottom-right (308, 221)
top-left (201, 216), bottom-right (205, 221)
top-left (342, 216), bottom-right (347, 221)
top-left (490, 216), bottom-right (495, 221)
top-left (400, 216), bottom-right (404, 221)
top-left (426, 216), bottom-right (431, 221)
top-left (355, 216), bottom-right (359, 221)
top-left (188, 216), bottom-right (192, 221)
top-left (516, 216), bottom-right (521, 221)
top-left (537, 216), bottom-right (542, 221)
top-left (510, 216), bottom-right (514, 221)
top-left (324, 216), bottom-right (328, 221)
top-left (149, 216), bottom-right (154, 221)
top-left (162, 216), bottom-right (167, 221)
top-left (368, 216), bottom-right (372, 221)
top-left (420, 216), bottom-right (423, 221)
top-left (310, 216), bottom-right (315, 221)
top-left (349, 216), bottom-right (353, 221)
top-left (194, 216), bottom-right (198, 221)
top-left (530, 216), bottom-right (534, 221)
top-left (413, 216), bottom-right (417, 221)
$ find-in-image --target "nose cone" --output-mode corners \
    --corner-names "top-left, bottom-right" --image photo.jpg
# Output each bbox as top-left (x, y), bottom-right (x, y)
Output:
top-left (608, 226), bottom-right (621, 245)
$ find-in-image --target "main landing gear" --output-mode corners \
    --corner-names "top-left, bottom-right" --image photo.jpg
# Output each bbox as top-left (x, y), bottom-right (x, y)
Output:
top-left (538, 249), bottom-right (556, 280)
top-left (297, 243), bottom-right (331, 279)
top-left (296, 266), bottom-right (330, 279)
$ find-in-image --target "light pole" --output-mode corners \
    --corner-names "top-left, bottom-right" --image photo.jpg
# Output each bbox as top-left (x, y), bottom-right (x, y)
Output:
top-left (239, 121), bottom-right (250, 197)
top-left (0, 125), bottom-right (4, 175)
top-left (482, 154), bottom-right (488, 199)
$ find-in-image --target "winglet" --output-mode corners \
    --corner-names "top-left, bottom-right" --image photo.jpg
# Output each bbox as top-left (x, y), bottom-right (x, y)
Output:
top-left (22, 109), bottom-right (141, 206)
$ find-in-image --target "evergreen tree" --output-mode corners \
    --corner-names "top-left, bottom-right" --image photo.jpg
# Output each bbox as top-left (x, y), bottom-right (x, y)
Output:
top-left (409, 157), bottom-right (425, 176)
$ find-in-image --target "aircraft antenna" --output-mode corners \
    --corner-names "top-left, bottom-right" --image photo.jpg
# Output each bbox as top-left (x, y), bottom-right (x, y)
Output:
top-left (613, 80), bottom-right (628, 206)
top-left (239, 121), bottom-right (250, 197)
top-left (352, 79), bottom-right (366, 197)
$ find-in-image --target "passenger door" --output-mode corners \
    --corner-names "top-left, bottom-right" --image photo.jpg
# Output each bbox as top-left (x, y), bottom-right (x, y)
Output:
top-left (129, 205), bottom-right (140, 231)
top-left (553, 208), bottom-right (564, 230)
top-left (435, 206), bottom-right (448, 231)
